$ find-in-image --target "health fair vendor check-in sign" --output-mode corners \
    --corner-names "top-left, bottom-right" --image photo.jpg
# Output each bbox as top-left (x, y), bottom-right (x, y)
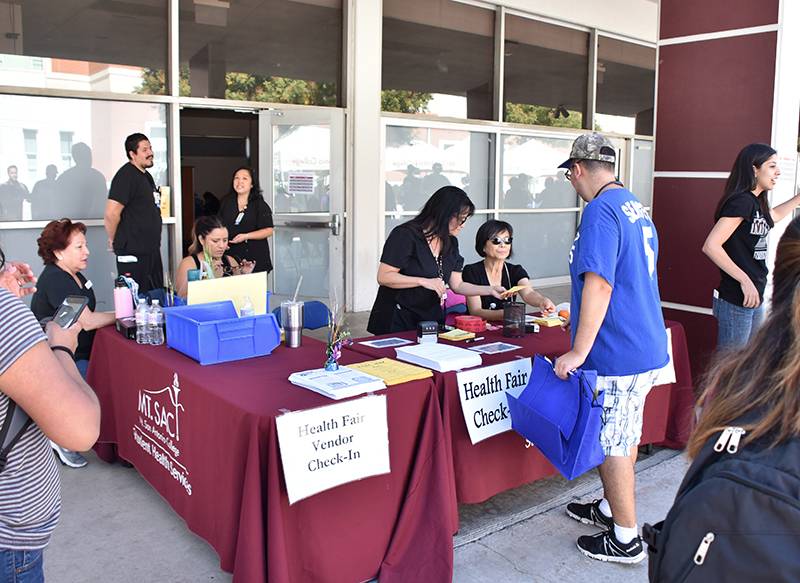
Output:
top-left (456, 358), bottom-right (533, 444)
top-left (276, 395), bottom-right (390, 504)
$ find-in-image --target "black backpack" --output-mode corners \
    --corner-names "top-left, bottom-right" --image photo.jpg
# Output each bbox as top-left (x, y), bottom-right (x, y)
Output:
top-left (644, 425), bottom-right (800, 582)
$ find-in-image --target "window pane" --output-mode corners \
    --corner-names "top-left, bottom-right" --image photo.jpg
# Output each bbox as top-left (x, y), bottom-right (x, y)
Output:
top-left (504, 16), bottom-right (588, 128)
top-left (179, 0), bottom-right (342, 105)
top-left (0, 95), bottom-right (168, 222)
top-left (632, 139), bottom-right (654, 206)
top-left (0, 225), bottom-right (170, 310)
top-left (382, 0), bottom-right (495, 120)
top-left (500, 135), bottom-right (577, 209)
top-left (384, 213), bottom-right (488, 269)
top-left (385, 126), bottom-right (492, 213)
top-left (498, 212), bottom-right (577, 279)
top-left (596, 37), bottom-right (656, 136)
top-left (0, 1), bottom-right (167, 95)
top-left (273, 125), bottom-right (331, 213)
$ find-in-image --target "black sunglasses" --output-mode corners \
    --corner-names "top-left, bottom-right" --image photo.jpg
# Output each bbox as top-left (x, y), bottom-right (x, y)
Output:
top-left (490, 237), bottom-right (513, 245)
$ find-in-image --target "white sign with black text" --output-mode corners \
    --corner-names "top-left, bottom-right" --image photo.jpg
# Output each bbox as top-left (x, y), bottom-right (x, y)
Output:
top-left (276, 395), bottom-right (390, 505)
top-left (456, 358), bottom-right (533, 444)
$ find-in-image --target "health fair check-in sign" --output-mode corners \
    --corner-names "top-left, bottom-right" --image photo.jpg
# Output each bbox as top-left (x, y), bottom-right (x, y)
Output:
top-left (456, 358), bottom-right (533, 444)
top-left (276, 395), bottom-right (390, 505)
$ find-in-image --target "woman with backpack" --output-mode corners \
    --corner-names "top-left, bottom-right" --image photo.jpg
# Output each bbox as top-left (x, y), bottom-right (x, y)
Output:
top-left (646, 215), bottom-right (800, 582)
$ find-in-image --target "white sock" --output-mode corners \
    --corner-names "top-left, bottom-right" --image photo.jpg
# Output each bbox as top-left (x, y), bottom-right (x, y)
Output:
top-left (597, 498), bottom-right (612, 518)
top-left (614, 523), bottom-right (638, 544)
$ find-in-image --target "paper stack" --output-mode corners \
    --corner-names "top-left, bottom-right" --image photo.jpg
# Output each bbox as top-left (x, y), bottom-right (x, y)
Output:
top-left (395, 343), bottom-right (482, 372)
top-left (288, 367), bottom-right (386, 400)
top-left (348, 358), bottom-right (433, 386)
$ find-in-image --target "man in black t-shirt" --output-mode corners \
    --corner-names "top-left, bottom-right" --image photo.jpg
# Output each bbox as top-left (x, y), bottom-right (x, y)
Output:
top-left (104, 133), bottom-right (163, 292)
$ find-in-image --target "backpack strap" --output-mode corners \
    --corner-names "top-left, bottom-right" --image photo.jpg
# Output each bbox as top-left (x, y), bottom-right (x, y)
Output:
top-left (0, 400), bottom-right (33, 473)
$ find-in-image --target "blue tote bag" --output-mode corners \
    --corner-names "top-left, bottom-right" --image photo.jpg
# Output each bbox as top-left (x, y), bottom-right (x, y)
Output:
top-left (507, 355), bottom-right (605, 480)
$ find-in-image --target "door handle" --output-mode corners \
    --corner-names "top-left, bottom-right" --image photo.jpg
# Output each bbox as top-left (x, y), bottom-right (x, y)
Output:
top-left (329, 214), bottom-right (341, 236)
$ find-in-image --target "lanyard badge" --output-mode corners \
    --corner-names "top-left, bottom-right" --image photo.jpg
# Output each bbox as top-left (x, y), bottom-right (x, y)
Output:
top-left (234, 211), bottom-right (244, 226)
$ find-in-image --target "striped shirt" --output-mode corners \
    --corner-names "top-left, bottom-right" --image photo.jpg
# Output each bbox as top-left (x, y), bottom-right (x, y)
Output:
top-left (0, 288), bottom-right (61, 550)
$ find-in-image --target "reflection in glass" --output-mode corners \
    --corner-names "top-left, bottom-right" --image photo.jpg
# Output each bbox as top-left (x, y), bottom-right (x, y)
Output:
top-left (178, 0), bottom-right (342, 105)
top-left (384, 126), bottom-right (491, 213)
top-left (596, 38), bottom-right (656, 136)
top-left (500, 135), bottom-right (577, 209)
top-left (504, 16), bottom-right (588, 128)
top-left (0, 1), bottom-right (167, 95)
top-left (382, 0), bottom-right (495, 120)
top-left (0, 225), bottom-right (170, 310)
top-left (273, 227), bottom-right (329, 298)
top-left (0, 95), bottom-right (168, 222)
top-left (272, 125), bottom-right (331, 214)
top-left (498, 212), bottom-right (577, 279)
top-left (632, 140), bottom-right (654, 206)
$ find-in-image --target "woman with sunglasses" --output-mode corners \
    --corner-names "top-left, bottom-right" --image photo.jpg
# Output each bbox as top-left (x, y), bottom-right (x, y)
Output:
top-left (462, 220), bottom-right (555, 320)
top-left (175, 216), bottom-right (254, 297)
top-left (218, 166), bottom-right (274, 273)
top-left (367, 186), bottom-right (506, 334)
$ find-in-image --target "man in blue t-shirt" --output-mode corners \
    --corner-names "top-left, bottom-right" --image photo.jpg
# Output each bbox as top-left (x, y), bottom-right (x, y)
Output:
top-left (554, 133), bottom-right (668, 565)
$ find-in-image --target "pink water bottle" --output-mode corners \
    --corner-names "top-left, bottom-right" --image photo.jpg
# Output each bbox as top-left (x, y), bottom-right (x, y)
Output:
top-left (114, 279), bottom-right (134, 319)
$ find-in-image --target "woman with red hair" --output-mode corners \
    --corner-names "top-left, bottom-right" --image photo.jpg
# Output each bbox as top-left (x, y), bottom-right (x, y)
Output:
top-left (31, 219), bottom-right (115, 468)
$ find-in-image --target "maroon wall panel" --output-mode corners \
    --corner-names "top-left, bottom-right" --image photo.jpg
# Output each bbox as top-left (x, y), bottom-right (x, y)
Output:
top-left (663, 309), bottom-right (717, 386)
top-left (653, 178), bottom-right (726, 307)
top-left (655, 33), bottom-right (775, 172)
top-left (660, 0), bottom-right (778, 39)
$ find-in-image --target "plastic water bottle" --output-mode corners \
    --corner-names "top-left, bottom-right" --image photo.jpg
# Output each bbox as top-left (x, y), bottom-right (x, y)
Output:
top-left (135, 299), bottom-right (149, 345)
top-left (240, 295), bottom-right (255, 317)
top-left (149, 300), bottom-right (165, 346)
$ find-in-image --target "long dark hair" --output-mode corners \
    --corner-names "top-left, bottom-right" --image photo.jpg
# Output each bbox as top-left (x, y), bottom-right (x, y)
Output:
top-left (407, 186), bottom-right (474, 255)
top-left (189, 215), bottom-right (227, 255)
top-left (714, 143), bottom-right (776, 228)
top-left (689, 216), bottom-right (800, 458)
top-left (228, 166), bottom-right (263, 204)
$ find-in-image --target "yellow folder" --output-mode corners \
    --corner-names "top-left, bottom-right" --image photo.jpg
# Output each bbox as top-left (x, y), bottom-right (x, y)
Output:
top-left (348, 358), bottom-right (433, 386)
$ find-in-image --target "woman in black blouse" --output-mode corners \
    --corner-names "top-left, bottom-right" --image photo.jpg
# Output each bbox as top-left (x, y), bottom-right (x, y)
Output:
top-left (218, 167), bottom-right (274, 273)
top-left (462, 220), bottom-right (555, 321)
top-left (367, 186), bottom-right (506, 334)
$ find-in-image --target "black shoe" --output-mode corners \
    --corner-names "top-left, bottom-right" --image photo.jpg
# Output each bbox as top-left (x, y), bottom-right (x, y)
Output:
top-left (576, 529), bottom-right (645, 564)
top-left (566, 499), bottom-right (614, 530)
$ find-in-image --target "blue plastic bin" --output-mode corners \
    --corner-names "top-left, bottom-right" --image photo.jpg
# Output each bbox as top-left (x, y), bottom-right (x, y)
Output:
top-left (164, 301), bottom-right (280, 365)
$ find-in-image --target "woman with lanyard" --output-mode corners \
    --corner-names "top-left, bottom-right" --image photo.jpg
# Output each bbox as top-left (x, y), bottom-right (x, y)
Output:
top-left (367, 186), bottom-right (506, 335)
top-left (703, 143), bottom-right (800, 348)
top-left (218, 167), bottom-right (274, 273)
top-left (461, 219), bottom-right (555, 320)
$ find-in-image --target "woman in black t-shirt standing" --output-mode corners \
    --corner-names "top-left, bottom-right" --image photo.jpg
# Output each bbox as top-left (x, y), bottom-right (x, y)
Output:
top-left (218, 167), bottom-right (274, 273)
top-left (367, 186), bottom-right (506, 335)
top-left (703, 143), bottom-right (800, 348)
top-left (461, 220), bottom-right (555, 321)
top-left (31, 219), bottom-right (116, 468)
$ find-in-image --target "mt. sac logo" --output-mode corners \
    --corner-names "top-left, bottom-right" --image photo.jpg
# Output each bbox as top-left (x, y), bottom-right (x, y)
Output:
top-left (133, 373), bottom-right (193, 495)
top-left (138, 373), bottom-right (185, 442)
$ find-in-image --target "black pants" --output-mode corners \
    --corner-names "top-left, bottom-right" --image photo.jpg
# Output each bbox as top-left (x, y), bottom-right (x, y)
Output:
top-left (116, 251), bottom-right (164, 293)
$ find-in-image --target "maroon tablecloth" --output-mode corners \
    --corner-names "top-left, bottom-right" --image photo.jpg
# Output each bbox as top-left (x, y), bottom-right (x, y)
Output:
top-left (348, 320), bottom-right (694, 504)
top-left (87, 327), bottom-right (454, 583)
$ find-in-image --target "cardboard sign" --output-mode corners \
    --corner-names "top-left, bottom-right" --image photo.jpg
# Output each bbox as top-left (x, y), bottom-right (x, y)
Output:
top-left (456, 358), bottom-right (533, 444)
top-left (276, 395), bottom-right (390, 504)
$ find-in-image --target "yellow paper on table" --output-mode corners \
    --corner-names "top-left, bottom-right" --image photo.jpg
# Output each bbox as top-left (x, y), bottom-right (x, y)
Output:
top-left (187, 272), bottom-right (268, 315)
top-left (529, 315), bottom-right (563, 327)
top-left (502, 284), bottom-right (530, 297)
top-left (438, 329), bottom-right (475, 341)
top-left (348, 358), bottom-right (433, 386)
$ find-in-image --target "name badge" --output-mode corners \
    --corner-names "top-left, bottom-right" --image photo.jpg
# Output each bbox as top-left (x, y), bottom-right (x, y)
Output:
top-left (234, 211), bottom-right (245, 226)
top-left (84, 280), bottom-right (93, 289)
top-left (153, 188), bottom-right (161, 207)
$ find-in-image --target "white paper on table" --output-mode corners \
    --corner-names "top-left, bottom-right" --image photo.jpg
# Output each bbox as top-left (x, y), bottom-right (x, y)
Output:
top-left (275, 395), bottom-right (390, 505)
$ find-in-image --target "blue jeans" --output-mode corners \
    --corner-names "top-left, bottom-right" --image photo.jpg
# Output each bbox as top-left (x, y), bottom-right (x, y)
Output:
top-left (75, 359), bottom-right (89, 380)
top-left (713, 296), bottom-right (765, 349)
top-left (0, 549), bottom-right (44, 582)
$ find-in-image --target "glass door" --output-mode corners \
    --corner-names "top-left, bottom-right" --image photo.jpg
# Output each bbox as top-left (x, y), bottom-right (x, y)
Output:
top-left (259, 108), bottom-right (345, 308)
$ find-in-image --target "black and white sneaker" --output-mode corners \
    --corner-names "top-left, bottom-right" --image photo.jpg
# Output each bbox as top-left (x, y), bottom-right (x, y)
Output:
top-left (566, 499), bottom-right (614, 530)
top-left (576, 529), bottom-right (645, 564)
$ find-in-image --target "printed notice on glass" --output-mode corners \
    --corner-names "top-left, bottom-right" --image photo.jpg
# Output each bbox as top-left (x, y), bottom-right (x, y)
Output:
top-left (456, 358), bottom-right (532, 444)
top-left (287, 172), bottom-right (315, 195)
top-left (276, 395), bottom-right (390, 504)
